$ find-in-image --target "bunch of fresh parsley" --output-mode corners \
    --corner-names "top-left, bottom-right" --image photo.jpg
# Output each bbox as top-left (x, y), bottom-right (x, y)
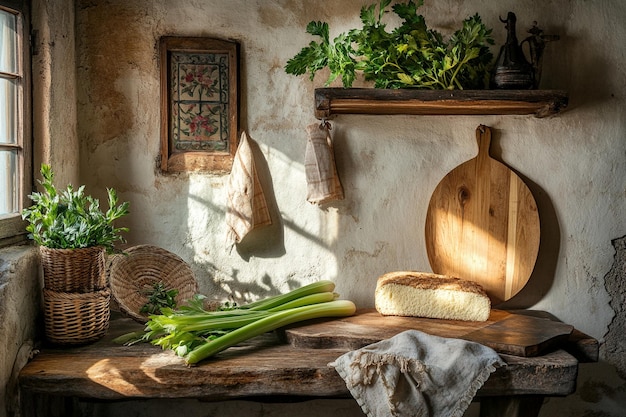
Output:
top-left (22, 164), bottom-right (130, 252)
top-left (285, 0), bottom-right (494, 90)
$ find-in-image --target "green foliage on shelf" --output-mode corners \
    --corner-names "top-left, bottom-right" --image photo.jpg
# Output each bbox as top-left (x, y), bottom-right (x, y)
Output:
top-left (285, 0), bottom-right (494, 90)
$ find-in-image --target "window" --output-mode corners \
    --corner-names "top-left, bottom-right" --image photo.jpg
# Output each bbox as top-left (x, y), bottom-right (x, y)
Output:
top-left (0, 1), bottom-right (30, 246)
top-left (160, 37), bottom-right (239, 173)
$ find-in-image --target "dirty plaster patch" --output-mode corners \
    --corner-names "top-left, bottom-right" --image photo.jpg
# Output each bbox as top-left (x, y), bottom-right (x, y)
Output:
top-left (602, 235), bottom-right (626, 378)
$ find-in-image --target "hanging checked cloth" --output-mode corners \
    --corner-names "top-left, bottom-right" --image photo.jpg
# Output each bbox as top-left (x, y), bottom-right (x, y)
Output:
top-left (305, 121), bottom-right (344, 205)
top-left (225, 131), bottom-right (272, 247)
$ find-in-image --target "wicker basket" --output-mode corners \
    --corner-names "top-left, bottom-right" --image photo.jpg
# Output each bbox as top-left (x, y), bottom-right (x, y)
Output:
top-left (43, 288), bottom-right (111, 345)
top-left (40, 246), bottom-right (107, 293)
top-left (108, 245), bottom-right (198, 323)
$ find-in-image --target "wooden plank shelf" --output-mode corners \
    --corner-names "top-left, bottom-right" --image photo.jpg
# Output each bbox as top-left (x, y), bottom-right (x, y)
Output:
top-left (314, 88), bottom-right (568, 119)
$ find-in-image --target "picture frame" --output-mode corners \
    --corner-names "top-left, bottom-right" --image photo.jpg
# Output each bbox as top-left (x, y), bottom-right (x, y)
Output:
top-left (159, 36), bottom-right (239, 173)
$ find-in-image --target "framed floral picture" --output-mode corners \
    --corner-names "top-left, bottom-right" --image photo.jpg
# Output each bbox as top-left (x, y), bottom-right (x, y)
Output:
top-left (160, 37), bottom-right (239, 173)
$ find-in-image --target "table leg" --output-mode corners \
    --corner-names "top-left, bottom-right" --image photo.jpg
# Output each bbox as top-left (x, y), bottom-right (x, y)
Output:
top-left (479, 395), bottom-right (544, 417)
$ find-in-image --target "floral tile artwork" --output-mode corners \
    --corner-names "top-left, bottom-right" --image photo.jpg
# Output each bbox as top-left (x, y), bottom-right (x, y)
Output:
top-left (171, 52), bottom-right (231, 153)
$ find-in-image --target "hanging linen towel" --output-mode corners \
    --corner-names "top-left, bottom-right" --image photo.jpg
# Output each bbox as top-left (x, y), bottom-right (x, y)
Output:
top-left (330, 330), bottom-right (505, 417)
top-left (305, 121), bottom-right (344, 204)
top-left (225, 131), bottom-right (272, 247)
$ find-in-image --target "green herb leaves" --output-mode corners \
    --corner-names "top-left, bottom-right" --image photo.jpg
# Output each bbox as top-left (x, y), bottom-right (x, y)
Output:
top-left (284, 20), bottom-right (358, 88)
top-left (285, 0), bottom-right (494, 90)
top-left (140, 282), bottom-right (179, 315)
top-left (21, 164), bottom-right (130, 251)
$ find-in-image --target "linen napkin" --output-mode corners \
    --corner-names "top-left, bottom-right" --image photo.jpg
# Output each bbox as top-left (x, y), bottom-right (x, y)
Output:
top-left (330, 330), bottom-right (505, 417)
top-left (305, 121), bottom-right (344, 204)
top-left (225, 131), bottom-right (272, 247)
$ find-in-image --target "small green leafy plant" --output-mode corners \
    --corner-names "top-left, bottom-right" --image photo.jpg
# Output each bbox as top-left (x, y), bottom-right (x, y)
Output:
top-left (285, 0), bottom-right (494, 89)
top-left (21, 164), bottom-right (130, 252)
top-left (140, 282), bottom-right (179, 315)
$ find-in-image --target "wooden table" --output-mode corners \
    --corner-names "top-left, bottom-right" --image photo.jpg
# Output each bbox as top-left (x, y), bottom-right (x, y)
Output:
top-left (19, 311), bottom-right (597, 417)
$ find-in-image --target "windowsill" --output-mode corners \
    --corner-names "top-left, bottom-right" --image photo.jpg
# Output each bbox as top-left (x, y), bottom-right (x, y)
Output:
top-left (0, 214), bottom-right (29, 249)
top-left (0, 242), bottom-right (38, 284)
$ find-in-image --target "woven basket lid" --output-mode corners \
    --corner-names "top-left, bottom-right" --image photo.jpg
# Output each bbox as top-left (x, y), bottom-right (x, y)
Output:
top-left (108, 244), bottom-right (198, 323)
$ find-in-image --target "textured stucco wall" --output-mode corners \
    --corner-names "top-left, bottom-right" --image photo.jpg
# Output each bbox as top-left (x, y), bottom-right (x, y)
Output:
top-left (32, 0), bottom-right (79, 185)
top-left (66, 0), bottom-right (626, 415)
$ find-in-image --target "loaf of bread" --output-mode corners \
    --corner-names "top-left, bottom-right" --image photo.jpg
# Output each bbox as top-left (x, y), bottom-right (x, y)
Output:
top-left (375, 271), bottom-right (491, 322)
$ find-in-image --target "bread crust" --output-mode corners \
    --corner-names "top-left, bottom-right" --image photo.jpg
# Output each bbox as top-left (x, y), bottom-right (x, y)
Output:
top-left (376, 271), bottom-right (488, 296)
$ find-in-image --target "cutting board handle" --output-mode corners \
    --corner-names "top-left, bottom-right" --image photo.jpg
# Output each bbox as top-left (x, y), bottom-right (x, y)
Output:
top-left (476, 125), bottom-right (492, 166)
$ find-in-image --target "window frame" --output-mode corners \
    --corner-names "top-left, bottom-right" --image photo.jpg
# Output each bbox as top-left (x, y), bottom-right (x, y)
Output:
top-left (0, 0), bottom-right (31, 247)
top-left (159, 36), bottom-right (239, 174)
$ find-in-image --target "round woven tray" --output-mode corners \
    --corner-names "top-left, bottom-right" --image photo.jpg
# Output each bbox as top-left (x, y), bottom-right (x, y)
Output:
top-left (40, 245), bottom-right (107, 293)
top-left (43, 288), bottom-right (111, 345)
top-left (108, 245), bottom-right (198, 323)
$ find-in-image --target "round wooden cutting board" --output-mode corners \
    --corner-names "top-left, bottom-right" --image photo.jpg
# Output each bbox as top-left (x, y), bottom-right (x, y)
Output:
top-left (425, 125), bottom-right (540, 305)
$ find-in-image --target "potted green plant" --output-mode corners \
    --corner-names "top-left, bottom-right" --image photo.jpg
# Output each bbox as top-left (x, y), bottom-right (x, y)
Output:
top-left (21, 163), bottom-right (130, 344)
top-left (22, 164), bottom-right (130, 252)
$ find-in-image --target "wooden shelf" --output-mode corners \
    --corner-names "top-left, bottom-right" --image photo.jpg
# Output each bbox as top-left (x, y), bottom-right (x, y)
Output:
top-left (314, 88), bottom-right (568, 119)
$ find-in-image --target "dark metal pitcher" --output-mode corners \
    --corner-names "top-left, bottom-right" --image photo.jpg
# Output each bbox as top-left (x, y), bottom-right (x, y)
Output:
top-left (491, 12), bottom-right (559, 89)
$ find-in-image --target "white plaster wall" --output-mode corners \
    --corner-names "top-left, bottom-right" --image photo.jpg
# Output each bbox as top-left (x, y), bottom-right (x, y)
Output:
top-left (71, 0), bottom-right (626, 415)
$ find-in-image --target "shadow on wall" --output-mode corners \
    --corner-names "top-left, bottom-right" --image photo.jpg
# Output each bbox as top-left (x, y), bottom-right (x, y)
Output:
top-left (185, 131), bottom-right (335, 305)
top-left (545, 26), bottom-right (614, 112)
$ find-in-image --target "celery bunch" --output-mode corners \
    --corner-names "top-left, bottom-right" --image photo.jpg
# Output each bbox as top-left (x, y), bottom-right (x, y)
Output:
top-left (115, 280), bottom-right (356, 365)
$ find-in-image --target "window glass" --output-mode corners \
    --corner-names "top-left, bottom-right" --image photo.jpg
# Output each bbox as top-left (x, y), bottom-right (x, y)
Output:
top-left (0, 2), bottom-right (29, 246)
top-left (0, 149), bottom-right (17, 214)
top-left (0, 10), bottom-right (17, 74)
top-left (0, 77), bottom-right (17, 144)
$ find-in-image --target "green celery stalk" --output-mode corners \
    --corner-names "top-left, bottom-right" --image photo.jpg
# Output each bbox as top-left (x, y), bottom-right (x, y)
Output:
top-left (266, 291), bottom-right (337, 312)
top-left (184, 299), bottom-right (356, 365)
top-left (154, 311), bottom-right (271, 333)
top-left (150, 309), bottom-right (269, 326)
top-left (243, 280), bottom-right (336, 310)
